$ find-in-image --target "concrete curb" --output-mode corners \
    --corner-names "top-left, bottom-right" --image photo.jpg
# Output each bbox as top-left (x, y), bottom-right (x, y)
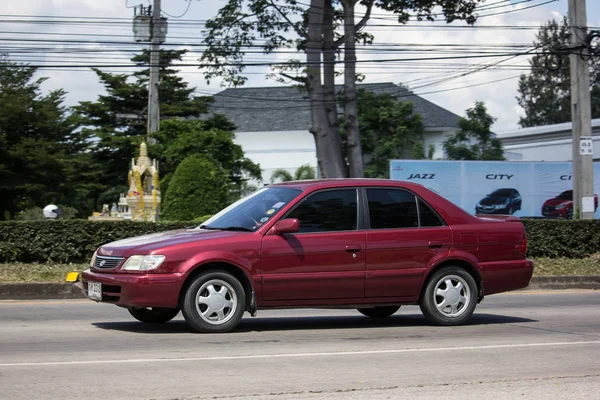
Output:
top-left (0, 276), bottom-right (598, 300)
top-left (0, 283), bottom-right (85, 300)
top-left (525, 275), bottom-right (600, 291)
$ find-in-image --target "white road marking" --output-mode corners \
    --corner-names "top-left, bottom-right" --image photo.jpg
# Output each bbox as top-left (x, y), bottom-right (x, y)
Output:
top-left (1, 340), bottom-right (599, 367)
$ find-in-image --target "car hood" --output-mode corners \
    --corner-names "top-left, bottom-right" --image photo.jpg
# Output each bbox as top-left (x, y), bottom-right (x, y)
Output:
top-left (96, 228), bottom-right (250, 256)
top-left (479, 196), bottom-right (509, 206)
top-left (544, 198), bottom-right (572, 207)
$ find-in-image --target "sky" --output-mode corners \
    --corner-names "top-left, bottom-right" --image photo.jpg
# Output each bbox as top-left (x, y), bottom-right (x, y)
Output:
top-left (0, 0), bottom-right (599, 132)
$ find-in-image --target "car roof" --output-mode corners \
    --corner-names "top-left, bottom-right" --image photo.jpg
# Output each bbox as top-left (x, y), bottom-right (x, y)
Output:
top-left (269, 178), bottom-right (426, 190)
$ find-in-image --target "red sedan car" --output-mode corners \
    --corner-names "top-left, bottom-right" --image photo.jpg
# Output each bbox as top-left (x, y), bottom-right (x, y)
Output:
top-left (81, 179), bottom-right (533, 333)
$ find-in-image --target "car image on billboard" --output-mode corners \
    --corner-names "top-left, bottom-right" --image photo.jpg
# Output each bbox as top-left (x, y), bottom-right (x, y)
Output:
top-left (475, 188), bottom-right (522, 215)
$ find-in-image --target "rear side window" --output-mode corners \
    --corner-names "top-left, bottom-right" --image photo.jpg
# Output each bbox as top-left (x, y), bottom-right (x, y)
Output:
top-left (367, 188), bottom-right (418, 229)
top-left (418, 198), bottom-right (444, 227)
top-left (287, 189), bottom-right (358, 233)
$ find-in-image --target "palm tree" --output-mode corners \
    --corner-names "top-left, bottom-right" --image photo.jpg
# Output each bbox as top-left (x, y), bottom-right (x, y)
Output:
top-left (270, 164), bottom-right (316, 183)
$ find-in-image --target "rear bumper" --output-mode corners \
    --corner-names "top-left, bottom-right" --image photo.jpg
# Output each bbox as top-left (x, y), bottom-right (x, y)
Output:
top-left (542, 208), bottom-right (567, 218)
top-left (81, 269), bottom-right (184, 308)
top-left (480, 259), bottom-right (534, 296)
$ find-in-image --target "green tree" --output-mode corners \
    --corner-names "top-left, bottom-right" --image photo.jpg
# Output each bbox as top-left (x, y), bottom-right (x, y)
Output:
top-left (200, 0), bottom-right (483, 178)
top-left (270, 164), bottom-right (316, 183)
top-left (161, 155), bottom-right (228, 221)
top-left (517, 17), bottom-right (600, 127)
top-left (341, 89), bottom-right (425, 178)
top-left (75, 49), bottom-right (216, 206)
top-left (0, 56), bottom-right (87, 219)
top-left (411, 142), bottom-right (436, 160)
top-left (149, 118), bottom-right (261, 197)
top-left (443, 101), bottom-right (504, 161)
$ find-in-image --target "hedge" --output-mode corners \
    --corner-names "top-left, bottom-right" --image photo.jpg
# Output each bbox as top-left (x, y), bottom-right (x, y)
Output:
top-left (522, 219), bottom-right (600, 258)
top-left (0, 218), bottom-right (599, 263)
top-left (0, 220), bottom-right (191, 263)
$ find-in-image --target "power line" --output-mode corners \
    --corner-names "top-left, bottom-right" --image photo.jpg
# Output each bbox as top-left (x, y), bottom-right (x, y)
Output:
top-left (161, 0), bottom-right (194, 19)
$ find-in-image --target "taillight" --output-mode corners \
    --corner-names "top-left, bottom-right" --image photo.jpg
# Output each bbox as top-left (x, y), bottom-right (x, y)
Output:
top-left (519, 236), bottom-right (527, 254)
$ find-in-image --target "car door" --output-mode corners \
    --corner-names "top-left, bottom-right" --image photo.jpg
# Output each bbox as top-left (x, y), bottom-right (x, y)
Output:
top-left (364, 187), bottom-right (451, 299)
top-left (261, 188), bottom-right (366, 302)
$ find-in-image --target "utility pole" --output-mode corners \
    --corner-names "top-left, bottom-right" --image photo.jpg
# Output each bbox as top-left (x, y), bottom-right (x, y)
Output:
top-left (568, 0), bottom-right (594, 219)
top-left (147, 0), bottom-right (162, 144)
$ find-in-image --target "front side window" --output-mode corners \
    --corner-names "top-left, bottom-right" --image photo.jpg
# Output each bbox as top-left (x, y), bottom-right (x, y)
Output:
top-left (287, 189), bottom-right (358, 233)
top-left (367, 188), bottom-right (418, 229)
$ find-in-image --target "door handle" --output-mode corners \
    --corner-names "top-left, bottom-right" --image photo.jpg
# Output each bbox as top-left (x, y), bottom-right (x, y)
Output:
top-left (428, 241), bottom-right (443, 249)
top-left (345, 244), bottom-right (362, 252)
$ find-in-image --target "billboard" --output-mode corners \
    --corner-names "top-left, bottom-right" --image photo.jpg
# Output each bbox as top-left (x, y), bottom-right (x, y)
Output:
top-left (389, 160), bottom-right (600, 219)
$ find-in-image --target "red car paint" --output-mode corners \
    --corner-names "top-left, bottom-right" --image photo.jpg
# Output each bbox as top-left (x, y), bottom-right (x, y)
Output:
top-left (541, 190), bottom-right (598, 219)
top-left (81, 179), bottom-right (533, 315)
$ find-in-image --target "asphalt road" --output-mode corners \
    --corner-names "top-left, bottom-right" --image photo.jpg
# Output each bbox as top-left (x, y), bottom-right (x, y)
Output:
top-left (1, 290), bottom-right (600, 400)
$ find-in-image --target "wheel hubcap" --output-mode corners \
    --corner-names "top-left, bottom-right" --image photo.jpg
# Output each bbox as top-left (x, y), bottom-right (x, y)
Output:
top-left (195, 279), bottom-right (237, 325)
top-left (433, 275), bottom-right (471, 318)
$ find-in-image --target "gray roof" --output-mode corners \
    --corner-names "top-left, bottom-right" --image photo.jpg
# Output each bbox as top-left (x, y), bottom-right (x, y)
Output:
top-left (207, 82), bottom-right (461, 132)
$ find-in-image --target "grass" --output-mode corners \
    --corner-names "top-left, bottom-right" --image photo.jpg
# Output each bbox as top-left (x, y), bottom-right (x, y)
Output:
top-left (0, 257), bottom-right (599, 283)
top-left (0, 263), bottom-right (88, 283)
top-left (531, 256), bottom-right (600, 276)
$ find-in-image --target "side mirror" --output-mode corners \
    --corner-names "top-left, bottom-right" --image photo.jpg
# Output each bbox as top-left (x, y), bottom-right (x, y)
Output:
top-left (271, 218), bottom-right (299, 235)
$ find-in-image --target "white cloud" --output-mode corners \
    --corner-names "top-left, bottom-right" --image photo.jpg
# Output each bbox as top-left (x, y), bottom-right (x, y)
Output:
top-left (0, 0), bottom-right (574, 131)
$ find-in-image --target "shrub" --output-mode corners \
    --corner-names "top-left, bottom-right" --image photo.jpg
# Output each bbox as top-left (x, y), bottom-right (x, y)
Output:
top-left (0, 220), bottom-right (190, 263)
top-left (161, 155), bottom-right (228, 221)
top-left (521, 219), bottom-right (600, 258)
top-left (0, 218), bottom-right (599, 264)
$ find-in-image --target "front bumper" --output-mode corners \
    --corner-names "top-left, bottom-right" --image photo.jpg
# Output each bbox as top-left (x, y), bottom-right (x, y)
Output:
top-left (475, 206), bottom-right (509, 214)
top-left (542, 209), bottom-right (567, 218)
top-left (81, 269), bottom-right (184, 308)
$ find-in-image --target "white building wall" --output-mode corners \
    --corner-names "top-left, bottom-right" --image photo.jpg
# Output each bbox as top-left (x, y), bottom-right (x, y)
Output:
top-left (233, 128), bottom-right (456, 183)
top-left (233, 130), bottom-right (318, 184)
top-left (422, 128), bottom-right (454, 159)
top-left (498, 119), bottom-right (600, 162)
top-left (503, 137), bottom-right (600, 162)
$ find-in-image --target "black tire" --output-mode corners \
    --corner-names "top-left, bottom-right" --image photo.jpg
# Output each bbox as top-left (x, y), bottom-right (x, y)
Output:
top-left (181, 270), bottom-right (246, 333)
top-left (419, 266), bottom-right (478, 326)
top-left (567, 207), bottom-right (573, 219)
top-left (357, 306), bottom-right (400, 318)
top-left (127, 306), bottom-right (180, 323)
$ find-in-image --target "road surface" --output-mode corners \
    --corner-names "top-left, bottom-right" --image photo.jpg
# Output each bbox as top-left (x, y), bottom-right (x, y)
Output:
top-left (1, 290), bottom-right (600, 399)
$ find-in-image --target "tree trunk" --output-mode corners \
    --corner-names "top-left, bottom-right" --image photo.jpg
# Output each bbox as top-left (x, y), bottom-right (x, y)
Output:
top-left (306, 0), bottom-right (346, 178)
top-left (341, 0), bottom-right (364, 178)
top-left (322, 0), bottom-right (339, 130)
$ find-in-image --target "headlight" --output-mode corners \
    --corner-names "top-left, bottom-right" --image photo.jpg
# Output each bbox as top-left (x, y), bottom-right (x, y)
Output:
top-left (90, 250), bottom-right (98, 268)
top-left (121, 255), bottom-right (166, 271)
top-left (555, 203), bottom-right (568, 210)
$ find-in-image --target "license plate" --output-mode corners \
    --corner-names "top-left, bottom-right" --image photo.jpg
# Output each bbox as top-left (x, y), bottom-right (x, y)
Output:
top-left (88, 282), bottom-right (102, 300)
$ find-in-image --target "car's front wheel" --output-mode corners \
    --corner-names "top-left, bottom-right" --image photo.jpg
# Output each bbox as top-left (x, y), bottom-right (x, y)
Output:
top-left (419, 267), bottom-right (478, 326)
top-left (182, 270), bottom-right (246, 333)
top-left (127, 306), bottom-right (180, 323)
top-left (357, 306), bottom-right (400, 318)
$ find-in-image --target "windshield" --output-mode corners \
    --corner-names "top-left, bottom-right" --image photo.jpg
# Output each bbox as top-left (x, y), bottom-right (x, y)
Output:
top-left (557, 190), bottom-right (572, 199)
top-left (198, 187), bottom-right (303, 231)
top-left (490, 189), bottom-right (513, 197)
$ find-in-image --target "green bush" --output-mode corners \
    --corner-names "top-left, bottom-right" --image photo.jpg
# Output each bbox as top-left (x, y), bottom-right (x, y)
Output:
top-left (161, 155), bottom-right (228, 221)
top-left (1, 218), bottom-right (599, 264)
top-left (0, 220), bottom-right (191, 263)
top-left (522, 219), bottom-right (600, 258)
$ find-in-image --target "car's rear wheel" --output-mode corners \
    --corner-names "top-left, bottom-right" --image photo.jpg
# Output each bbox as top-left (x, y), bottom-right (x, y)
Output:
top-left (419, 267), bottom-right (477, 326)
top-left (182, 270), bottom-right (246, 333)
top-left (357, 306), bottom-right (400, 318)
top-left (127, 306), bottom-right (180, 323)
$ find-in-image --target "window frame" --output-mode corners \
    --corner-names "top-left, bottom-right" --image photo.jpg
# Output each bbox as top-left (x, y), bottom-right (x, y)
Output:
top-left (361, 187), bottom-right (447, 231)
top-left (279, 187), bottom-right (364, 234)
